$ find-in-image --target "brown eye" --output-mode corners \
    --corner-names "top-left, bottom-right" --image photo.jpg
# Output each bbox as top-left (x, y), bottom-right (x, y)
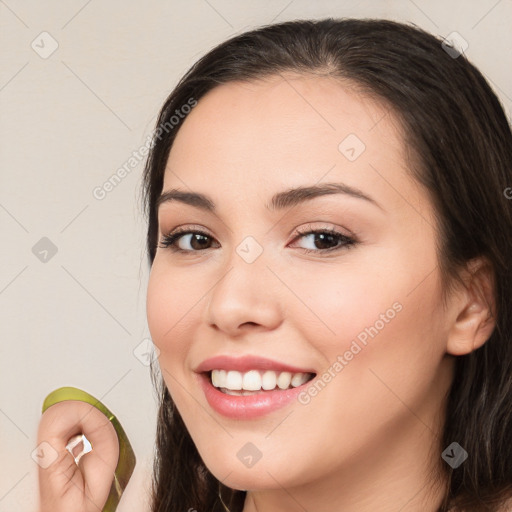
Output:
top-left (158, 229), bottom-right (219, 252)
top-left (291, 228), bottom-right (356, 254)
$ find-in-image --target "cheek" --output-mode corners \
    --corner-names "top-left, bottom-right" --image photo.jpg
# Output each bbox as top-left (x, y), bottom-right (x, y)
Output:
top-left (284, 259), bottom-right (404, 360)
top-left (289, 271), bottom-right (445, 450)
top-left (146, 261), bottom-right (197, 360)
top-left (146, 264), bottom-right (195, 409)
top-left (146, 265), bottom-right (170, 346)
top-left (287, 246), bottom-right (443, 378)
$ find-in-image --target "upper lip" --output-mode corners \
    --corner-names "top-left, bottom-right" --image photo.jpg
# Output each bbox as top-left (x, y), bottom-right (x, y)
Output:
top-left (195, 355), bottom-right (316, 375)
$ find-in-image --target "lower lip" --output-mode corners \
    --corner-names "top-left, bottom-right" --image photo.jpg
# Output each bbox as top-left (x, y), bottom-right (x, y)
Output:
top-left (197, 372), bottom-right (312, 419)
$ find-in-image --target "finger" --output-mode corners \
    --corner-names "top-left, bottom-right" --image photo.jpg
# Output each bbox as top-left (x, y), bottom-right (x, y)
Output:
top-left (77, 408), bottom-right (120, 510)
top-left (37, 400), bottom-right (119, 511)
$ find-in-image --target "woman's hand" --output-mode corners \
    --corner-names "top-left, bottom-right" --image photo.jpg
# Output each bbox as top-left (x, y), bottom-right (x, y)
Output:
top-left (36, 400), bottom-right (120, 512)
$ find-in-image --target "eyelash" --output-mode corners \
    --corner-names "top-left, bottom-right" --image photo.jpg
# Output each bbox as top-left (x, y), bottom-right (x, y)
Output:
top-left (158, 224), bottom-right (357, 255)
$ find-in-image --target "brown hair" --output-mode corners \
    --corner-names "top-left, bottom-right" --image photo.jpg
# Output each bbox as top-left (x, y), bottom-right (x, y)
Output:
top-left (142, 18), bottom-right (512, 512)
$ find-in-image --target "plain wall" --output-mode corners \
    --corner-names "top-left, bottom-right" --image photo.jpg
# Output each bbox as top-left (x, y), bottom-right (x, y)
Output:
top-left (1, 1), bottom-right (510, 510)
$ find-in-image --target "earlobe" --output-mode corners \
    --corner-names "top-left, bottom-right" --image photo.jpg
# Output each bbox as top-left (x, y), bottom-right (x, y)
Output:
top-left (446, 257), bottom-right (496, 356)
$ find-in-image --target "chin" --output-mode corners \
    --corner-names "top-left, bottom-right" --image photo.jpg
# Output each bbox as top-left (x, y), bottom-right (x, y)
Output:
top-left (215, 469), bottom-right (283, 492)
top-left (201, 450), bottom-right (304, 492)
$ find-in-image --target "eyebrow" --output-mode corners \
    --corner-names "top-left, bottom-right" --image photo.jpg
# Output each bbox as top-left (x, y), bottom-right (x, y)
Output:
top-left (156, 182), bottom-right (384, 212)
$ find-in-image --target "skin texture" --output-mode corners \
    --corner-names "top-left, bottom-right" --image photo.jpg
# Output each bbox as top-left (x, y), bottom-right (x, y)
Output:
top-left (37, 400), bottom-right (119, 512)
top-left (146, 74), bottom-right (496, 512)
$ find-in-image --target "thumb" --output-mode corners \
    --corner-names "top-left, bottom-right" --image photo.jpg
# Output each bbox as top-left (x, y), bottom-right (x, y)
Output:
top-left (37, 400), bottom-right (119, 512)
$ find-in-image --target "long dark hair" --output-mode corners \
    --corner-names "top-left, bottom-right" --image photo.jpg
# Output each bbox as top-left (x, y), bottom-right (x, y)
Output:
top-left (142, 18), bottom-right (512, 512)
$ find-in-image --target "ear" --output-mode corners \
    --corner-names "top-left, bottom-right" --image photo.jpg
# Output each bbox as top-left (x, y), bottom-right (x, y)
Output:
top-left (446, 257), bottom-right (497, 356)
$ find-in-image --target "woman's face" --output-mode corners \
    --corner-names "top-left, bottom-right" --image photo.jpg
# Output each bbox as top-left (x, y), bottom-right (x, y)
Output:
top-left (146, 75), bottom-right (455, 495)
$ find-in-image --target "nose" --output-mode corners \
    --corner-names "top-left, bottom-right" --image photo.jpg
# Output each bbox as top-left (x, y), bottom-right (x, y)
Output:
top-left (205, 243), bottom-right (284, 336)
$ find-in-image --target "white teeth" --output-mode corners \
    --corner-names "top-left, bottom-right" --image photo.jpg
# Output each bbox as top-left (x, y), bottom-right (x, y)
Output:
top-left (291, 372), bottom-right (310, 387)
top-left (261, 370), bottom-right (277, 390)
top-left (277, 371), bottom-right (292, 389)
top-left (225, 370), bottom-right (243, 390)
top-left (211, 369), bottom-right (226, 387)
top-left (210, 369), bottom-right (313, 392)
top-left (242, 370), bottom-right (261, 391)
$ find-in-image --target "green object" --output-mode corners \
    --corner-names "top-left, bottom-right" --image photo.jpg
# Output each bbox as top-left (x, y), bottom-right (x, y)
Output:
top-left (42, 386), bottom-right (136, 512)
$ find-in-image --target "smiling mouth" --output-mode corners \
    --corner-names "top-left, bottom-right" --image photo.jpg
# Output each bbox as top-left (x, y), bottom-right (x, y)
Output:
top-left (206, 369), bottom-right (316, 395)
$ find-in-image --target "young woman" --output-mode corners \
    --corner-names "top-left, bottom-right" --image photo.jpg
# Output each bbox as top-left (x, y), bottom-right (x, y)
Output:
top-left (37, 18), bottom-right (512, 512)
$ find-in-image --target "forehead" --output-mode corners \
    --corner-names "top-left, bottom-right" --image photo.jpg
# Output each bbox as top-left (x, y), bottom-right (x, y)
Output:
top-left (162, 74), bottom-right (426, 221)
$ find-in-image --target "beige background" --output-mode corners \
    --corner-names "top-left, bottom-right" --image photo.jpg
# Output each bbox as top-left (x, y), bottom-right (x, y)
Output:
top-left (0, 1), bottom-right (510, 510)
